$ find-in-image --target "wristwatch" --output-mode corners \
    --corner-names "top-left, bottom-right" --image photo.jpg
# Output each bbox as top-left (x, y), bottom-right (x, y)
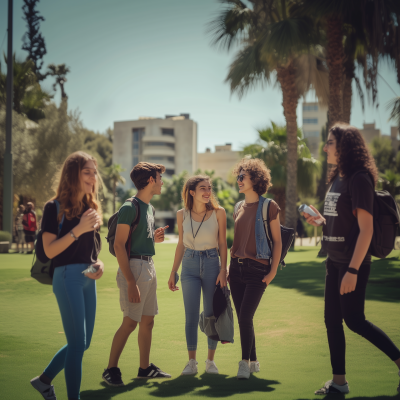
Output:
top-left (69, 230), bottom-right (78, 241)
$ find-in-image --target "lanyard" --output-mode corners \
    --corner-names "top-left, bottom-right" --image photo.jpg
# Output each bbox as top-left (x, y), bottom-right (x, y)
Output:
top-left (190, 210), bottom-right (207, 239)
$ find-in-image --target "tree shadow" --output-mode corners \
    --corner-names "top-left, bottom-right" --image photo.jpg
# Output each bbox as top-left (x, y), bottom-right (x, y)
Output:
top-left (80, 374), bottom-right (280, 399)
top-left (272, 256), bottom-right (400, 303)
top-left (296, 394), bottom-right (400, 400)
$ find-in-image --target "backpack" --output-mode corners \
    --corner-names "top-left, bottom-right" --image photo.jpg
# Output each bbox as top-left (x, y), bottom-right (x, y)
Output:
top-left (234, 198), bottom-right (295, 267)
top-left (23, 211), bottom-right (37, 232)
top-left (348, 171), bottom-right (400, 259)
top-left (31, 200), bottom-right (64, 285)
top-left (105, 197), bottom-right (156, 258)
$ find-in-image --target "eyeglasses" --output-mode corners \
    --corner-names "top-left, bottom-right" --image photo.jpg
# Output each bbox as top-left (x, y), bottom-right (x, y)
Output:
top-left (236, 174), bottom-right (245, 182)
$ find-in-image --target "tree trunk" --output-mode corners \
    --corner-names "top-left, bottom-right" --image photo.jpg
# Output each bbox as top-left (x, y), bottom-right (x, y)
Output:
top-left (113, 180), bottom-right (116, 214)
top-left (327, 16), bottom-right (344, 128)
top-left (277, 62), bottom-right (299, 233)
top-left (269, 186), bottom-right (286, 224)
top-left (342, 55), bottom-right (354, 124)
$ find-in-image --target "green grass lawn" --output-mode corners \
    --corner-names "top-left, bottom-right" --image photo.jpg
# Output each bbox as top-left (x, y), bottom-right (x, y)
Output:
top-left (1, 245), bottom-right (400, 400)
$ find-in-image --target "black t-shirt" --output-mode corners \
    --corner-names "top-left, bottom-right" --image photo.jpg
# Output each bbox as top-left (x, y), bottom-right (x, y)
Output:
top-left (322, 172), bottom-right (374, 263)
top-left (41, 200), bottom-right (101, 268)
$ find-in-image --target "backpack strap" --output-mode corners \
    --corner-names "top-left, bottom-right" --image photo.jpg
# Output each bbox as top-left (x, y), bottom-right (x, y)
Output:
top-left (262, 198), bottom-right (273, 248)
top-left (125, 197), bottom-right (141, 258)
top-left (53, 200), bottom-right (65, 237)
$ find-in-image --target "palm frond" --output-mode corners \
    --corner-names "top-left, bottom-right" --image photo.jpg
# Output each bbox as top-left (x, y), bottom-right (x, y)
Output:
top-left (387, 96), bottom-right (400, 130)
top-left (226, 41), bottom-right (272, 98)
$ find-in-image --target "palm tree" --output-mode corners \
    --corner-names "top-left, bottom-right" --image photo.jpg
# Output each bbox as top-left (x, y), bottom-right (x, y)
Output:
top-left (209, 0), bottom-right (328, 231)
top-left (106, 164), bottom-right (126, 213)
top-left (242, 122), bottom-right (319, 223)
top-left (47, 63), bottom-right (70, 100)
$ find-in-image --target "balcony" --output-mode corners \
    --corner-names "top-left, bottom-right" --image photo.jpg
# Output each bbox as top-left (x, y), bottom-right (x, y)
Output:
top-left (142, 146), bottom-right (175, 157)
top-left (142, 135), bottom-right (175, 144)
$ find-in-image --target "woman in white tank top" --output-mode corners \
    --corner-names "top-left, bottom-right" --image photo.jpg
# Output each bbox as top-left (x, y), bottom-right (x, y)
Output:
top-left (168, 175), bottom-right (227, 376)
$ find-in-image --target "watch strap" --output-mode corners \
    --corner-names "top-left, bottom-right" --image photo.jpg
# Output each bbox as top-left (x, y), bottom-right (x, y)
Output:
top-left (347, 267), bottom-right (358, 275)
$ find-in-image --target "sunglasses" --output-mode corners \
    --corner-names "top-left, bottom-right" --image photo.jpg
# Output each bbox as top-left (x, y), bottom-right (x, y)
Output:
top-left (236, 174), bottom-right (245, 182)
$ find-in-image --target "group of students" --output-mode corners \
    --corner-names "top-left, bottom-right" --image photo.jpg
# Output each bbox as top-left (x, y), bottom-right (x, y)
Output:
top-left (15, 202), bottom-right (38, 253)
top-left (30, 123), bottom-right (400, 400)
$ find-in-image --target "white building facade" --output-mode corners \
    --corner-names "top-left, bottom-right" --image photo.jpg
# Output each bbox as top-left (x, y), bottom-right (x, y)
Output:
top-left (302, 102), bottom-right (328, 157)
top-left (113, 114), bottom-right (197, 190)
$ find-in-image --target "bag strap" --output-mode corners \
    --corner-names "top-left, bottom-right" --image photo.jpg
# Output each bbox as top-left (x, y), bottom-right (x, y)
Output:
top-left (125, 197), bottom-right (140, 258)
top-left (262, 198), bottom-right (273, 247)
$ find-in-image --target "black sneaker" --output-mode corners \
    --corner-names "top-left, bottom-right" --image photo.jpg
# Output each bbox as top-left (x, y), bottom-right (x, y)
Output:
top-left (102, 367), bottom-right (124, 387)
top-left (137, 363), bottom-right (171, 379)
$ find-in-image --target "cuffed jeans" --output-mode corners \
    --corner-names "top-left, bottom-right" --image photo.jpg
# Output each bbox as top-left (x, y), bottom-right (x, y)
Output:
top-left (181, 248), bottom-right (220, 351)
top-left (229, 257), bottom-right (270, 361)
top-left (325, 258), bottom-right (400, 375)
top-left (43, 263), bottom-right (96, 400)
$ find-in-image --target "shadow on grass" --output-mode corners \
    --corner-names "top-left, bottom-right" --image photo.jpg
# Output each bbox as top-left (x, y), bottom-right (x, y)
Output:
top-left (80, 373), bottom-right (279, 399)
top-left (296, 395), bottom-right (400, 400)
top-left (272, 256), bottom-right (400, 303)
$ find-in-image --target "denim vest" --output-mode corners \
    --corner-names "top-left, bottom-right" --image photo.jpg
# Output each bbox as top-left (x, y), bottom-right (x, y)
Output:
top-left (255, 196), bottom-right (272, 260)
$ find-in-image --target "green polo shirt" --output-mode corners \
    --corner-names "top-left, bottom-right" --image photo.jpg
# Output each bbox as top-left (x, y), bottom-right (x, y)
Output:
top-left (117, 197), bottom-right (155, 256)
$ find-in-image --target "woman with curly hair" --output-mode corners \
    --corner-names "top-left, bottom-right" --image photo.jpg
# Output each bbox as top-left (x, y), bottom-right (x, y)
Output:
top-left (30, 151), bottom-right (103, 400)
top-left (230, 158), bottom-right (282, 379)
top-left (303, 124), bottom-right (400, 395)
top-left (168, 175), bottom-right (228, 376)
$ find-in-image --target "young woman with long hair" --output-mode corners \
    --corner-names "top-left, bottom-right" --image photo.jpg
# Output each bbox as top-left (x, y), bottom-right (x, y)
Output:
top-left (168, 175), bottom-right (227, 375)
top-left (30, 151), bottom-right (104, 400)
top-left (230, 158), bottom-right (282, 380)
top-left (303, 123), bottom-right (400, 394)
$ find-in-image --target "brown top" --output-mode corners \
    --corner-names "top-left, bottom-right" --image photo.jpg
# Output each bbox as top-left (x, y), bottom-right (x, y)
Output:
top-left (230, 200), bottom-right (280, 265)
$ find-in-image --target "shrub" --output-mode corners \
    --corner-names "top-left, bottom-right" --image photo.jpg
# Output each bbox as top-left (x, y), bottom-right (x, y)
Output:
top-left (0, 231), bottom-right (12, 242)
top-left (227, 229), bottom-right (234, 249)
top-left (102, 213), bottom-right (111, 228)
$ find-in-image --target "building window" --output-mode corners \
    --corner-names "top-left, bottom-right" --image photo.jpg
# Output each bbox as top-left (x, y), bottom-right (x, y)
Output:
top-left (303, 105), bottom-right (318, 111)
top-left (165, 169), bottom-right (175, 175)
top-left (162, 128), bottom-right (174, 136)
top-left (132, 128), bottom-right (144, 158)
top-left (304, 131), bottom-right (320, 138)
top-left (145, 142), bottom-right (175, 149)
top-left (303, 118), bottom-right (318, 124)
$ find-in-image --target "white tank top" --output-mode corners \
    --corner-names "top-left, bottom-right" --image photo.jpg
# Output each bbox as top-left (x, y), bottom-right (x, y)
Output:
top-left (182, 209), bottom-right (219, 250)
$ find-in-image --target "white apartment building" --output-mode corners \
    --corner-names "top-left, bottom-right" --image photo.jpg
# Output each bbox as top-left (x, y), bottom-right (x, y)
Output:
top-left (113, 114), bottom-right (197, 190)
top-left (302, 101), bottom-right (328, 157)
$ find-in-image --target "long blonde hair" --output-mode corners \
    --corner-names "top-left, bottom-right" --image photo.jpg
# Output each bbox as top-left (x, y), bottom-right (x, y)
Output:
top-left (182, 175), bottom-right (219, 211)
top-left (52, 151), bottom-right (103, 221)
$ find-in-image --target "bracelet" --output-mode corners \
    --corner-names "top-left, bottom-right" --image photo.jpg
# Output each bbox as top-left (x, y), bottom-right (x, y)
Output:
top-left (347, 267), bottom-right (358, 275)
top-left (69, 230), bottom-right (78, 241)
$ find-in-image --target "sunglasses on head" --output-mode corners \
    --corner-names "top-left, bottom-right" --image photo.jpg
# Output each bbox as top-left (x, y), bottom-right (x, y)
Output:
top-left (236, 174), bottom-right (245, 182)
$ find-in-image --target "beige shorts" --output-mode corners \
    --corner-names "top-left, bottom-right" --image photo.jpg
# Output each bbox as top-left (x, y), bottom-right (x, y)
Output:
top-left (116, 258), bottom-right (158, 322)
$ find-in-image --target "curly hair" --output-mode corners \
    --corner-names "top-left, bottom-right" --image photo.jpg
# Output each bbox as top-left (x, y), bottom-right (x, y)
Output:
top-left (130, 162), bottom-right (166, 190)
top-left (182, 175), bottom-right (220, 211)
top-left (52, 151), bottom-right (103, 222)
top-left (233, 158), bottom-right (272, 196)
top-left (328, 123), bottom-right (378, 186)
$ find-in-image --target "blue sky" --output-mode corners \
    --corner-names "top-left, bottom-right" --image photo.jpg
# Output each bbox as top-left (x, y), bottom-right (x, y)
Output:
top-left (1, 0), bottom-right (399, 152)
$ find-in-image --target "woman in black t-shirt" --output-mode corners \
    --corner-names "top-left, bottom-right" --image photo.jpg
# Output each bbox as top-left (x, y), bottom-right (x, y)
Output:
top-left (30, 151), bottom-right (104, 400)
top-left (304, 124), bottom-right (400, 395)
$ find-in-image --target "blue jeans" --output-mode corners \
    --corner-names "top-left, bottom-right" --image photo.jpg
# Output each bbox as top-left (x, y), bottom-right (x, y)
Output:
top-left (43, 264), bottom-right (96, 400)
top-left (181, 248), bottom-right (220, 351)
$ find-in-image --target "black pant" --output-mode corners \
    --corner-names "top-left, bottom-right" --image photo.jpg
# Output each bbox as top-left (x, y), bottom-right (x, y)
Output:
top-left (229, 258), bottom-right (270, 361)
top-left (325, 258), bottom-right (400, 375)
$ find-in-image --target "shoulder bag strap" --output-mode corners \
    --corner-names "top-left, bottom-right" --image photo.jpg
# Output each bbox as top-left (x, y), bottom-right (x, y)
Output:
top-left (53, 200), bottom-right (65, 238)
top-left (262, 198), bottom-right (273, 247)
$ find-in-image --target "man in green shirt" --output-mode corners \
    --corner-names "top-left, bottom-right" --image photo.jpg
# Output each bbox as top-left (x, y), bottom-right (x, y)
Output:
top-left (103, 162), bottom-right (171, 385)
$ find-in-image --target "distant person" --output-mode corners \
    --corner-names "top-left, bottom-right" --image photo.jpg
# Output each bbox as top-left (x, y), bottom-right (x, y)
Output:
top-left (102, 162), bottom-right (170, 387)
top-left (15, 204), bottom-right (26, 253)
top-left (230, 158), bottom-right (282, 379)
top-left (23, 202), bottom-right (37, 253)
top-left (303, 123), bottom-right (400, 395)
top-left (168, 175), bottom-right (228, 375)
top-left (30, 151), bottom-right (103, 400)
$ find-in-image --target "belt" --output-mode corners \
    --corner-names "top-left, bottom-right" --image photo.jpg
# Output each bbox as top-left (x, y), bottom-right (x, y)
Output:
top-left (130, 255), bottom-right (152, 261)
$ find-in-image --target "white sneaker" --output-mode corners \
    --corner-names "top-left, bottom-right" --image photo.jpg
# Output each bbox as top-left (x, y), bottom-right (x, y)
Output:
top-left (315, 380), bottom-right (349, 395)
top-left (237, 360), bottom-right (250, 379)
top-left (205, 359), bottom-right (219, 374)
top-left (30, 376), bottom-right (57, 400)
top-left (250, 361), bottom-right (260, 373)
top-left (181, 359), bottom-right (198, 375)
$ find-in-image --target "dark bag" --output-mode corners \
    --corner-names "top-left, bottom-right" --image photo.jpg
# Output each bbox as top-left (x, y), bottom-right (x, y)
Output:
top-left (234, 199), bottom-right (295, 267)
top-left (348, 171), bottom-right (400, 259)
top-left (106, 197), bottom-right (155, 258)
top-left (31, 200), bottom-right (64, 285)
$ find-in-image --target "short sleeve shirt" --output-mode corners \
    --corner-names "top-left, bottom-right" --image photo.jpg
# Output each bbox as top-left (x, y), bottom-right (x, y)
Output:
top-left (231, 199), bottom-right (281, 265)
top-left (41, 201), bottom-right (101, 268)
top-left (117, 198), bottom-right (155, 256)
top-left (322, 172), bottom-right (374, 263)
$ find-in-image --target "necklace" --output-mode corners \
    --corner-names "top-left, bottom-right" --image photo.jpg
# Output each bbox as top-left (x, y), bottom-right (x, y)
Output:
top-left (190, 209), bottom-right (207, 240)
